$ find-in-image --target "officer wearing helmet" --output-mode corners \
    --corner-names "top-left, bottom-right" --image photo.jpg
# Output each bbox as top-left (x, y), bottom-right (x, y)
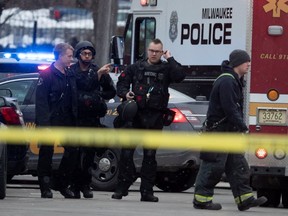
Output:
top-left (112, 38), bottom-right (185, 202)
top-left (69, 41), bottom-right (116, 198)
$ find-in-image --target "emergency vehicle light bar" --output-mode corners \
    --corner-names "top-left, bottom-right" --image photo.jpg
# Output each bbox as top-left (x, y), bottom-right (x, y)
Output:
top-left (140, 0), bottom-right (157, 6)
top-left (17, 53), bottom-right (55, 61)
top-left (1, 52), bottom-right (55, 62)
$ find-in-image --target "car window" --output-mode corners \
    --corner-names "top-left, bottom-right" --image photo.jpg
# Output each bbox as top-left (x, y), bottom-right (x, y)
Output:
top-left (0, 80), bottom-right (34, 105)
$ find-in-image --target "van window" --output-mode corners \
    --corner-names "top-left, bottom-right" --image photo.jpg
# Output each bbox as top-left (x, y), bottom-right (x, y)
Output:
top-left (134, 18), bottom-right (156, 62)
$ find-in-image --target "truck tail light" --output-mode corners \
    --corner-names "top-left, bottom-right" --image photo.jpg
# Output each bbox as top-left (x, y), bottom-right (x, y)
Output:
top-left (171, 108), bottom-right (187, 123)
top-left (255, 148), bottom-right (267, 159)
top-left (0, 107), bottom-right (21, 125)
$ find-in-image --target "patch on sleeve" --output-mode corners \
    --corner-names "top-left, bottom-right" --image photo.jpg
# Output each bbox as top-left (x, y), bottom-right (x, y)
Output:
top-left (37, 77), bottom-right (43, 86)
top-left (120, 72), bottom-right (126, 77)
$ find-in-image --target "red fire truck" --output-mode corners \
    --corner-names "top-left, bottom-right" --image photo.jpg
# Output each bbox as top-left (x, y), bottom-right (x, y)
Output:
top-left (246, 0), bottom-right (288, 208)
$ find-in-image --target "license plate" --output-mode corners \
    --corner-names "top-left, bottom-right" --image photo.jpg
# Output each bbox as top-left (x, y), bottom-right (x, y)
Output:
top-left (257, 108), bottom-right (287, 125)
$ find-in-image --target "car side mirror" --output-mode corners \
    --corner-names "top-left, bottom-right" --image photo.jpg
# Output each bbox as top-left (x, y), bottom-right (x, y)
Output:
top-left (0, 89), bottom-right (12, 97)
top-left (0, 97), bottom-right (6, 107)
top-left (110, 36), bottom-right (124, 66)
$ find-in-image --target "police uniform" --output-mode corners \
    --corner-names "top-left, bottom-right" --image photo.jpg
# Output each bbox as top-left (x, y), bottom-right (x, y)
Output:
top-left (36, 63), bottom-right (78, 197)
top-left (193, 56), bottom-right (267, 210)
top-left (69, 62), bottom-right (116, 196)
top-left (114, 57), bottom-right (185, 201)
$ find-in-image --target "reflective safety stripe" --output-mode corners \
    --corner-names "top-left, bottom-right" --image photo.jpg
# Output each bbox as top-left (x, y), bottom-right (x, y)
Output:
top-left (195, 194), bottom-right (213, 203)
top-left (214, 73), bottom-right (235, 83)
top-left (235, 193), bottom-right (253, 204)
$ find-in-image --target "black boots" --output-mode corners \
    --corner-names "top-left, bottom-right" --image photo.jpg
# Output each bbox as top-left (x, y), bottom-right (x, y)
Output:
top-left (238, 196), bottom-right (267, 211)
top-left (111, 191), bottom-right (128, 200)
top-left (59, 187), bottom-right (75, 199)
top-left (39, 176), bottom-right (53, 198)
top-left (70, 185), bottom-right (93, 199)
top-left (81, 185), bottom-right (93, 198)
top-left (193, 196), bottom-right (267, 211)
top-left (39, 176), bottom-right (76, 199)
top-left (112, 191), bottom-right (158, 202)
top-left (193, 200), bottom-right (222, 210)
top-left (140, 194), bottom-right (159, 202)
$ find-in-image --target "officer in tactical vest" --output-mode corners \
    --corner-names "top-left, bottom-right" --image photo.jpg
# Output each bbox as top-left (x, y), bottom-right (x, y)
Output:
top-left (69, 41), bottom-right (116, 198)
top-left (112, 38), bottom-right (185, 202)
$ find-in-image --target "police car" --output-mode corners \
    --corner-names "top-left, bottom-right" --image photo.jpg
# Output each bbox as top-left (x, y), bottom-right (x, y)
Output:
top-left (0, 52), bottom-right (208, 192)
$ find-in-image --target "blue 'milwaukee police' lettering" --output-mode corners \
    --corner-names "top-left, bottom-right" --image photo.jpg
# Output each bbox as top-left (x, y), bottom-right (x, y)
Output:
top-left (202, 7), bottom-right (233, 19)
top-left (180, 7), bottom-right (233, 45)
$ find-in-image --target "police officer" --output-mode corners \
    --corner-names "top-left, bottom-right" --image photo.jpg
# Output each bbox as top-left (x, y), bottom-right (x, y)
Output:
top-left (36, 43), bottom-right (77, 199)
top-left (69, 41), bottom-right (116, 198)
top-left (193, 49), bottom-right (267, 211)
top-left (112, 38), bottom-right (185, 202)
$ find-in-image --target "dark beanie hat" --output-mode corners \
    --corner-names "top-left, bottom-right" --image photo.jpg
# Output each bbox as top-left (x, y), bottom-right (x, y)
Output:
top-left (229, 49), bottom-right (250, 67)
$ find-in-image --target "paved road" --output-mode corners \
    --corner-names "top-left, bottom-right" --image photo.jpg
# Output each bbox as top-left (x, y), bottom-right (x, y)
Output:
top-left (1, 176), bottom-right (287, 216)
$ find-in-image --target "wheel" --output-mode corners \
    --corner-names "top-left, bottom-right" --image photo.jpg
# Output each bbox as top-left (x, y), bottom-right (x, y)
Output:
top-left (0, 144), bottom-right (7, 199)
top-left (257, 188), bottom-right (281, 207)
top-left (155, 169), bottom-right (198, 192)
top-left (90, 148), bottom-right (120, 191)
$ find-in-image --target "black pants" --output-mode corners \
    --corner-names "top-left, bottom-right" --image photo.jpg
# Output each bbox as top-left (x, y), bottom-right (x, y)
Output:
top-left (72, 147), bottom-right (106, 187)
top-left (194, 153), bottom-right (253, 199)
top-left (37, 113), bottom-right (77, 188)
top-left (116, 111), bottom-right (163, 195)
top-left (71, 117), bottom-right (104, 188)
top-left (38, 145), bottom-right (79, 188)
top-left (117, 147), bottom-right (157, 195)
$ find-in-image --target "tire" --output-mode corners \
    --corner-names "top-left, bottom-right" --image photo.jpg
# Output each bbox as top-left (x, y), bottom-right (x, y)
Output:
top-left (257, 188), bottom-right (281, 207)
top-left (90, 148), bottom-right (120, 191)
top-left (0, 144), bottom-right (7, 199)
top-left (155, 169), bottom-right (198, 192)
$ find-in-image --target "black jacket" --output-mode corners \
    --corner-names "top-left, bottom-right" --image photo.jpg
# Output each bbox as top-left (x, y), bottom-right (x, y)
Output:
top-left (206, 60), bottom-right (248, 132)
top-left (35, 63), bottom-right (78, 127)
top-left (70, 62), bottom-right (116, 118)
top-left (117, 57), bottom-right (185, 102)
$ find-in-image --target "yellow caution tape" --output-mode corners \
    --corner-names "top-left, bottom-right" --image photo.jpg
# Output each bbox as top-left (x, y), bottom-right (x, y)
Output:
top-left (0, 127), bottom-right (287, 153)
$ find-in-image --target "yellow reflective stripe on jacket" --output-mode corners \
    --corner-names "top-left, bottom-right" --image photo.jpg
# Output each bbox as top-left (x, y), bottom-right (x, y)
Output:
top-left (235, 193), bottom-right (253, 204)
top-left (194, 194), bottom-right (213, 203)
top-left (214, 73), bottom-right (235, 83)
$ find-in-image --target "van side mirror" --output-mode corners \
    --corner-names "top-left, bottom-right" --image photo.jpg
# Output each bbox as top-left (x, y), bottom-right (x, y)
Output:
top-left (110, 36), bottom-right (124, 66)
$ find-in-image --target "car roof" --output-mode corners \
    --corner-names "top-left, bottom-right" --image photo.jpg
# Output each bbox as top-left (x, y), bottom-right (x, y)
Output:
top-left (0, 73), bottom-right (39, 83)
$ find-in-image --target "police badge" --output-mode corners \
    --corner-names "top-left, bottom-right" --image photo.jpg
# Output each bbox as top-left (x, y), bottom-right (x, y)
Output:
top-left (169, 11), bottom-right (178, 43)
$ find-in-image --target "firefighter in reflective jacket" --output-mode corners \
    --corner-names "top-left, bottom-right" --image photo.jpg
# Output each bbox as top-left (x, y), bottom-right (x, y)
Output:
top-left (69, 41), bottom-right (116, 198)
top-left (193, 49), bottom-right (267, 211)
top-left (112, 38), bottom-right (185, 202)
